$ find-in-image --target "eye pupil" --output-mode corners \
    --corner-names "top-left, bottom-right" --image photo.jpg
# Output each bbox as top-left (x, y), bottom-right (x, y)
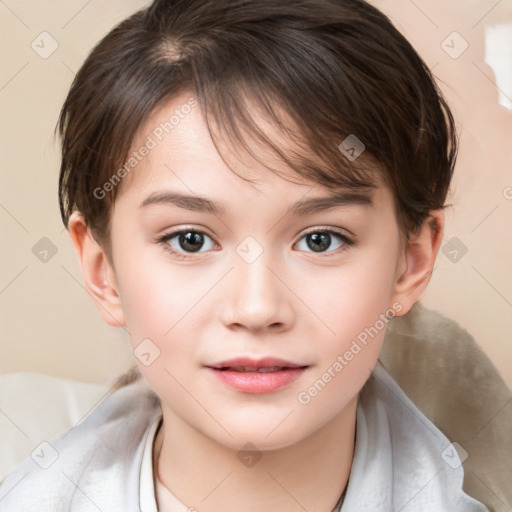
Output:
top-left (180, 231), bottom-right (204, 252)
top-left (307, 233), bottom-right (331, 252)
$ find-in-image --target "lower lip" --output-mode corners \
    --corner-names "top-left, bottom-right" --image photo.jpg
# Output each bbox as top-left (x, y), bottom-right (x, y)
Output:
top-left (207, 367), bottom-right (307, 394)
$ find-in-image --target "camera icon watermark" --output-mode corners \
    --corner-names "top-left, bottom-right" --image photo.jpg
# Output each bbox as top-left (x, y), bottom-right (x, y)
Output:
top-left (441, 442), bottom-right (468, 469)
top-left (133, 338), bottom-right (161, 366)
top-left (32, 237), bottom-right (58, 263)
top-left (237, 442), bottom-right (262, 468)
top-left (338, 134), bottom-right (365, 161)
top-left (31, 441), bottom-right (59, 469)
top-left (441, 31), bottom-right (469, 59)
top-left (236, 236), bottom-right (263, 264)
top-left (31, 31), bottom-right (59, 59)
top-left (503, 186), bottom-right (512, 200)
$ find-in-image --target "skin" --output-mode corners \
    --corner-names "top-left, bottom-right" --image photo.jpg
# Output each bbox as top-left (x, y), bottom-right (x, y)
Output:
top-left (68, 91), bottom-right (444, 511)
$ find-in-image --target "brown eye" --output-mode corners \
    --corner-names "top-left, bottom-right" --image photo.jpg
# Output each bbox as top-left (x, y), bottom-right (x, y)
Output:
top-left (159, 229), bottom-right (217, 255)
top-left (295, 229), bottom-right (354, 254)
top-left (176, 231), bottom-right (205, 252)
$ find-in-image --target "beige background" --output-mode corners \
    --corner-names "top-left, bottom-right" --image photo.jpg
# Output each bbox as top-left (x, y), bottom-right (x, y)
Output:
top-left (0, 0), bottom-right (511, 387)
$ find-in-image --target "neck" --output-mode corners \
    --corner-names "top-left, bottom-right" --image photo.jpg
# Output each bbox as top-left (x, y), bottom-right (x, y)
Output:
top-left (154, 398), bottom-right (357, 512)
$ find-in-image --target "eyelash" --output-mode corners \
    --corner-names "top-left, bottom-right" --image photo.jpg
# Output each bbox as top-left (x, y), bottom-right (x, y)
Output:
top-left (157, 226), bottom-right (355, 260)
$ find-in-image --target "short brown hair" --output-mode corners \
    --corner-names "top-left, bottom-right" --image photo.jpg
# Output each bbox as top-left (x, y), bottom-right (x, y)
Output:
top-left (58, 0), bottom-right (457, 258)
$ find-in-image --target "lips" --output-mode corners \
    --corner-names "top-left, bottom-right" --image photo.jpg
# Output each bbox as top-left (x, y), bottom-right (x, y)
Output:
top-left (207, 357), bottom-right (304, 371)
top-left (206, 357), bottom-right (309, 394)
top-left (221, 366), bottom-right (288, 373)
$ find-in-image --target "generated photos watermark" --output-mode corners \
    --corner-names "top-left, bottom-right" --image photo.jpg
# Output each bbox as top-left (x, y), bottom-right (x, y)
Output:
top-left (93, 96), bottom-right (198, 200)
top-left (297, 301), bottom-right (403, 405)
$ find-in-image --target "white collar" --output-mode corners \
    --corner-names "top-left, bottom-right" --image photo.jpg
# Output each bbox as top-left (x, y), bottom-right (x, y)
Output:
top-left (340, 361), bottom-right (487, 511)
top-left (138, 361), bottom-right (487, 511)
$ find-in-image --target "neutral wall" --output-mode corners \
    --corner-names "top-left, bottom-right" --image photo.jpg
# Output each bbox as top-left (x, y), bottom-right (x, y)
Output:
top-left (0, 0), bottom-right (511, 387)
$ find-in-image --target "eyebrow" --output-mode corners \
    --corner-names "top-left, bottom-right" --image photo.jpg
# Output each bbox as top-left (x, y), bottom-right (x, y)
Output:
top-left (289, 190), bottom-right (374, 216)
top-left (139, 189), bottom-right (374, 216)
top-left (140, 191), bottom-right (226, 215)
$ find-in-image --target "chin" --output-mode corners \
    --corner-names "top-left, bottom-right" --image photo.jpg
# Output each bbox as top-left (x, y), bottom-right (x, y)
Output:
top-left (204, 418), bottom-right (317, 453)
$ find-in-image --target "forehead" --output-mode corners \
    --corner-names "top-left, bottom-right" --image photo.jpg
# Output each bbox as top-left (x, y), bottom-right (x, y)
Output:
top-left (114, 91), bottom-right (387, 211)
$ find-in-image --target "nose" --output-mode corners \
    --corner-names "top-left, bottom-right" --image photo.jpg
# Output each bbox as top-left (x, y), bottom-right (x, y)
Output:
top-left (219, 252), bottom-right (295, 334)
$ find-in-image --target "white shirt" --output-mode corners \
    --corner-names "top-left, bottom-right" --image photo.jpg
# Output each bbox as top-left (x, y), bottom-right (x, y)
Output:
top-left (0, 361), bottom-right (489, 511)
top-left (138, 416), bottom-right (347, 512)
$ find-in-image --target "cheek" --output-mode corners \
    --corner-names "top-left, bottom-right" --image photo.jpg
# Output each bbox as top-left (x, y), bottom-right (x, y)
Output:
top-left (294, 260), bottom-right (397, 427)
top-left (304, 248), bottom-right (400, 349)
top-left (115, 254), bottom-right (205, 395)
top-left (115, 247), bottom-right (213, 339)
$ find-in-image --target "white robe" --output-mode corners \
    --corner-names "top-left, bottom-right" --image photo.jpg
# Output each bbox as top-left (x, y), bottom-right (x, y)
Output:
top-left (0, 361), bottom-right (489, 511)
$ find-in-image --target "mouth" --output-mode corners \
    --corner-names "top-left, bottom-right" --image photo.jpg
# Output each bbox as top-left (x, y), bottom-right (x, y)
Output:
top-left (206, 357), bottom-right (309, 394)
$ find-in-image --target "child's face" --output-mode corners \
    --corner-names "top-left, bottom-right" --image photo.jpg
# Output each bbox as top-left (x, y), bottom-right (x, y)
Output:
top-left (103, 92), bottom-right (411, 450)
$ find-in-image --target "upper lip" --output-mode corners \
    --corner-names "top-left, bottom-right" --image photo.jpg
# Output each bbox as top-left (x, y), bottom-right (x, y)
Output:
top-left (206, 357), bottom-right (307, 370)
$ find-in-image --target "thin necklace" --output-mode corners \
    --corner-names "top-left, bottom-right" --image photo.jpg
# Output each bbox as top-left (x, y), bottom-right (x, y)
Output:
top-left (152, 417), bottom-right (350, 512)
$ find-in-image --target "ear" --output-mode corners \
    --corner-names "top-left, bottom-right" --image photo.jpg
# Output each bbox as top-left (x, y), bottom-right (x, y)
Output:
top-left (390, 209), bottom-right (444, 316)
top-left (67, 212), bottom-right (126, 328)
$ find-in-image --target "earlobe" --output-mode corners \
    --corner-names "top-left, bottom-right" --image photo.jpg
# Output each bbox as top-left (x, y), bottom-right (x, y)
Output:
top-left (67, 212), bottom-right (126, 328)
top-left (390, 210), bottom-right (444, 316)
